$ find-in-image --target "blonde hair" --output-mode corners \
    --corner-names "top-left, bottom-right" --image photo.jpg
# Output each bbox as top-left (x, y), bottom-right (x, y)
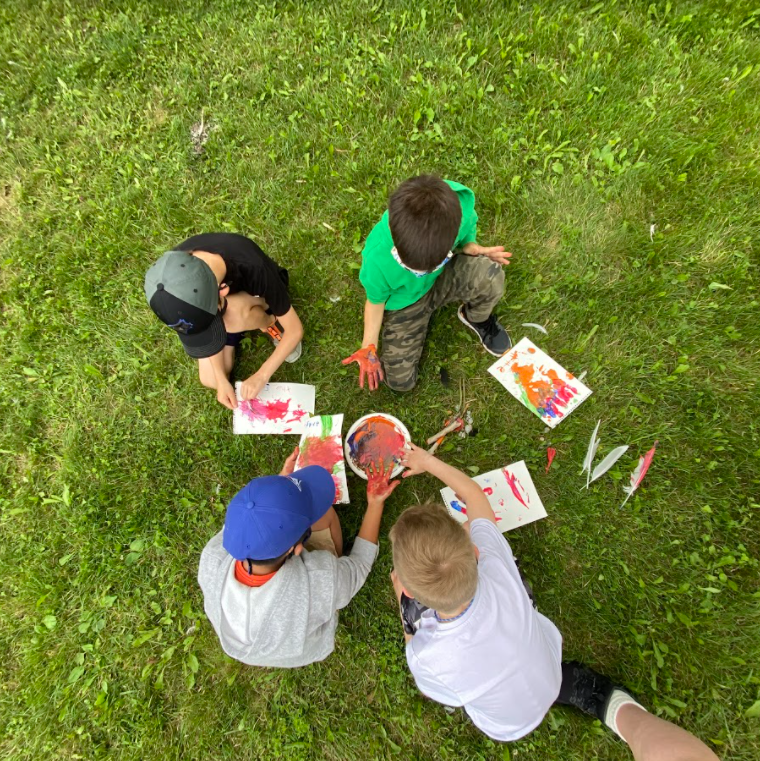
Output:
top-left (389, 503), bottom-right (478, 613)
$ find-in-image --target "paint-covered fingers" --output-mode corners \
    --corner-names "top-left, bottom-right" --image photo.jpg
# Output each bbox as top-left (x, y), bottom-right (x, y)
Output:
top-left (280, 446), bottom-right (300, 476)
top-left (367, 470), bottom-right (401, 502)
top-left (342, 346), bottom-right (383, 392)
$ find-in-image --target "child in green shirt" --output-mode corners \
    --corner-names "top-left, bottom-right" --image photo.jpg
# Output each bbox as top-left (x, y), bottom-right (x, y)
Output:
top-left (342, 175), bottom-right (512, 392)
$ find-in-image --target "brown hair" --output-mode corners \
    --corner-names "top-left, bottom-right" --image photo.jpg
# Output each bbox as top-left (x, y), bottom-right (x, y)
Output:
top-left (388, 175), bottom-right (462, 271)
top-left (389, 503), bottom-right (477, 613)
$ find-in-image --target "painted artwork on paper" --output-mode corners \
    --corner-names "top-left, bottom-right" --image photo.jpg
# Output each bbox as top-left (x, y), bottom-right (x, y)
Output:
top-left (488, 338), bottom-right (592, 429)
top-left (296, 414), bottom-right (349, 504)
top-left (232, 382), bottom-right (315, 435)
top-left (440, 460), bottom-right (547, 533)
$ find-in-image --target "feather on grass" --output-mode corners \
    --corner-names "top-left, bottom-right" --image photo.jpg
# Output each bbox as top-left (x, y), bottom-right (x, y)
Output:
top-left (589, 445), bottom-right (629, 484)
top-left (621, 441), bottom-right (658, 507)
top-left (582, 420), bottom-right (601, 488)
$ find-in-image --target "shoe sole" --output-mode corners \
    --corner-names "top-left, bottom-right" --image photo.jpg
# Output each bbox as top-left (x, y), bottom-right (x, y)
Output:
top-left (457, 306), bottom-right (509, 357)
top-left (285, 341), bottom-right (302, 363)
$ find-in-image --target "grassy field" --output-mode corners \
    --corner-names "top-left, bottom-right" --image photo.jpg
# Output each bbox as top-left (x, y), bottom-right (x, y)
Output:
top-left (1, 0), bottom-right (759, 758)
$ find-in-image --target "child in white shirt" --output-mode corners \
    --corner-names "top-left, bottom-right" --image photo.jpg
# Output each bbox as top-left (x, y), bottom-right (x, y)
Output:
top-left (389, 445), bottom-right (562, 740)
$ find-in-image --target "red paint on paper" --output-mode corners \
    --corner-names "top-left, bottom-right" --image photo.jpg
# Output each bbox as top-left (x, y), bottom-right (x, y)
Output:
top-left (240, 397), bottom-right (291, 423)
top-left (503, 469), bottom-right (529, 508)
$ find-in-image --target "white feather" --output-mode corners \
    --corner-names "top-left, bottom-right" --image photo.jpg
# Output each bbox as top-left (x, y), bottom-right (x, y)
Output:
top-left (582, 420), bottom-right (602, 488)
top-left (589, 445), bottom-right (629, 484)
top-left (521, 322), bottom-right (548, 335)
top-left (620, 454), bottom-right (646, 506)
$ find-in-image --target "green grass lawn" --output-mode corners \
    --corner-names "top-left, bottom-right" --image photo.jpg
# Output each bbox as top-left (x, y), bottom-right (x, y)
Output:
top-left (1, 0), bottom-right (758, 758)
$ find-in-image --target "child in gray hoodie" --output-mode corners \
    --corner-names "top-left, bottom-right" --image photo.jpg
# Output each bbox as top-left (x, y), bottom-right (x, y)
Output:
top-left (198, 449), bottom-right (399, 668)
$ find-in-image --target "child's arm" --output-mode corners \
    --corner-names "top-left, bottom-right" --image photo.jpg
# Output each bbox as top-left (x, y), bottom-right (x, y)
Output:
top-left (357, 461), bottom-right (400, 543)
top-left (341, 300), bottom-right (385, 390)
top-left (401, 444), bottom-right (497, 525)
top-left (462, 242), bottom-right (513, 266)
top-left (240, 306), bottom-right (304, 400)
top-left (330, 465), bottom-right (400, 610)
top-left (362, 299), bottom-right (385, 348)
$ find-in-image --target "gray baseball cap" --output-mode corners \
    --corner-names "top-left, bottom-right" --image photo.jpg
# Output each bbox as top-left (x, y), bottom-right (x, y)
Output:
top-left (144, 250), bottom-right (227, 358)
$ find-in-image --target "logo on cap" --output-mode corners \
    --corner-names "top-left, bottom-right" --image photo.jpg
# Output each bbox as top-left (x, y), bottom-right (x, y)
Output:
top-left (288, 477), bottom-right (303, 491)
top-left (168, 318), bottom-right (194, 334)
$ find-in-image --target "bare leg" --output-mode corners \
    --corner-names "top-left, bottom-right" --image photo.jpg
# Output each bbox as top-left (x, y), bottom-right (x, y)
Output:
top-left (311, 507), bottom-right (343, 557)
top-left (223, 293), bottom-right (274, 334)
top-left (616, 705), bottom-right (720, 761)
top-left (198, 346), bottom-right (235, 389)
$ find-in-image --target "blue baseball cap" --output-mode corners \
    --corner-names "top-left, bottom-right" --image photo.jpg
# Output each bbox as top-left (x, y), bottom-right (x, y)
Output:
top-left (223, 466), bottom-right (337, 561)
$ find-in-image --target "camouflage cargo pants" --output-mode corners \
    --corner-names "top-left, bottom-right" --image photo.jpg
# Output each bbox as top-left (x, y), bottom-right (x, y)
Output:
top-left (381, 254), bottom-right (505, 391)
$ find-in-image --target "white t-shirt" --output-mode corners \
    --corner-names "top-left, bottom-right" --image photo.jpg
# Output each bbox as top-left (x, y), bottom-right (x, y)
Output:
top-left (405, 518), bottom-right (563, 742)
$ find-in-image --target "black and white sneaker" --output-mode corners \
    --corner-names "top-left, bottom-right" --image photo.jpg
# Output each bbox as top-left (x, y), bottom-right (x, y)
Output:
top-left (457, 306), bottom-right (512, 356)
top-left (555, 661), bottom-right (616, 721)
top-left (555, 661), bottom-right (645, 739)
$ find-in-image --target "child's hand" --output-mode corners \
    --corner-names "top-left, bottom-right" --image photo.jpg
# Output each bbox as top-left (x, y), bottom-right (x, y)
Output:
top-left (239, 371), bottom-right (269, 401)
top-left (216, 379), bottom-right (238, 410)
top-left (400, 444), bottom-right (434, 478)
top-left (341, 344), bottom-right (383, 391)
top-left (279, 446), bottom-right (300, 476)
top-left (366, 461), bottom-right (400, 503)
top-left (462, 242), bottom-right (512, 266)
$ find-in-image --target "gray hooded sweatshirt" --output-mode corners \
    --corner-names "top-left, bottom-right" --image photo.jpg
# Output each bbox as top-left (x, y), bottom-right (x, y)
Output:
top-left (197, 531), bottom-right (378, 668)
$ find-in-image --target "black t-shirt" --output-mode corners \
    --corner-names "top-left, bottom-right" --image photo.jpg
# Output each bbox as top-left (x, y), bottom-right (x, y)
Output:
top-left (176, 233), bottom-right (291, 317)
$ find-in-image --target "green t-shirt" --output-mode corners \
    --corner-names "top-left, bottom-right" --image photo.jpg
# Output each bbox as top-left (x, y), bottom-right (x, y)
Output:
top-left (358, 180), bottom-right (478, 311)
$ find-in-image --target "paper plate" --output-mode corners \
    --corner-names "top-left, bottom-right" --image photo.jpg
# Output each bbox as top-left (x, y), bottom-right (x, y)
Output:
top-left (344, 413), bottom-right (411, 479)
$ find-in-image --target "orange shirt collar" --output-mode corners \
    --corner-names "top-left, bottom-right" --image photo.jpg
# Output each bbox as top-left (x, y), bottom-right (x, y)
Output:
top-left (234, 560), bottom-right (277, 587)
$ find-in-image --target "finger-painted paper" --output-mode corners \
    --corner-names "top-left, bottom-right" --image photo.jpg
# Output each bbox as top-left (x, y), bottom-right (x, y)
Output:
top-left (232, 382), bottom-right (315, 435)
top-left (440, 460), bottom-right (547, 533)
top-left (295, 414), bottom-right (349, 504)
top-left (488, 338), bottom-right (592, 429)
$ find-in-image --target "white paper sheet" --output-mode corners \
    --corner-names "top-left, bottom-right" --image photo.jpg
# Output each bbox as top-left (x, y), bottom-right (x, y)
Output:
top-left (488, 338), bottom-right (592, 429)
top-left (295, 414), bottom-right (349, 504)
top-left (232, 382), bottom-right (315, 435)
top-left (440, 460), bottom-right (547, 533)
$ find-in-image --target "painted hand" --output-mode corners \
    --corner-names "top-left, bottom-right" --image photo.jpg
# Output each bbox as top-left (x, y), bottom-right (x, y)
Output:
top-left (341, 344), bottom-right (383, 391)
top-left (279, 446), bottom-right (300, 476)
top-left (462, 242), bottom-right (512, 266)
top-left (400, 443), bottom-right (434, 478)
top-left (239, 371), bottom-right (269, 401)
top-left (216, 379), bottom-right (238, 410)
top-left (366, 461), bottom-right (400, 503)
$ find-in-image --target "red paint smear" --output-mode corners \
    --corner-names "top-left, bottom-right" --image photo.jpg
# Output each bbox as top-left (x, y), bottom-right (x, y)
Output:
top-left (483, 487), bottom-right (493, 495)
top-left (240, 397), bottom-right (291, 423)
top-left (348, 416), bottom-right (405, 471)
top-left (503, 469), bottom-right (529, 508)
top-left (546, 447), bottom-right (557, 473)
top-left (299, 435), bottom-right (342, 471)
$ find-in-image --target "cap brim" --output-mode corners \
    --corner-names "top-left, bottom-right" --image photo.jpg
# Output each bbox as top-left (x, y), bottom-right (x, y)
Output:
top-left (292, 466), bottom-right (337, 521)
top-left (178, 313), bottom-right (227, 358)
